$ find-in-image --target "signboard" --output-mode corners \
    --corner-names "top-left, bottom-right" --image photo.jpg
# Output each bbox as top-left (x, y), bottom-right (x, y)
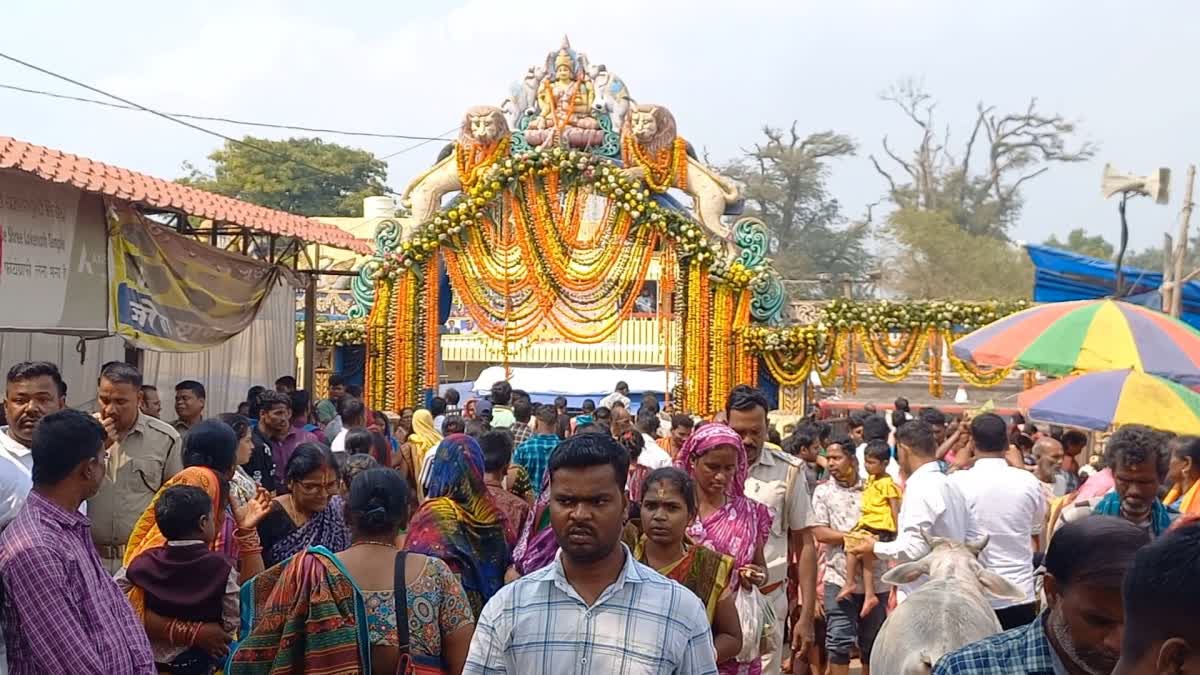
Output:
top-left (0, 170), bottom-right (109, 333)
top-left (108, 203), bottom-right (284, 352)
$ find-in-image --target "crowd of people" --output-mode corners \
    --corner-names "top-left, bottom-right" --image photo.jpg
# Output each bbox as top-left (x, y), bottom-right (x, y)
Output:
top-left (0, 362), bottom-right (1197, 674)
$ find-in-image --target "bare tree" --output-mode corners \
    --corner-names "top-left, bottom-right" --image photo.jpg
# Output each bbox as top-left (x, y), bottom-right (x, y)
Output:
top-left (870, 79), bottom-right (1097, 238)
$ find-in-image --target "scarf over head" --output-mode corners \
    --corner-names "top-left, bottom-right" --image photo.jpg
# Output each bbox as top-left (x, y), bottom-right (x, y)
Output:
top-left (673, 423), bottom-right (749, 496)
top-left (405, 434), bottom-right (510, 614)
top-left (409, 409), bottom-right (442, 454)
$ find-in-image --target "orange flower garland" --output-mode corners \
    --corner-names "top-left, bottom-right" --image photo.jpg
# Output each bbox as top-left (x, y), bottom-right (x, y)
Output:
top-left (621, 136), bottom-right (689, 192)
top-left (423, 253), bottom-right (441, 389)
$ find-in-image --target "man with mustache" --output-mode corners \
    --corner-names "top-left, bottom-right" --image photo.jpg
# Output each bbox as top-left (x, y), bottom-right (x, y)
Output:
top-left (934, 515), bottom-right (1150, 675)
top-left (0, 361), bottom-right (66, 475)
top-left (1052, 425), bottom-right (1178, 539)
top-left (464, 432), bottom-right (718, 674)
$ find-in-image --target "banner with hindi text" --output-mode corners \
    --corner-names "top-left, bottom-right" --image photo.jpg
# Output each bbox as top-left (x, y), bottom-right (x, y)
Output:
top-left (107, 202), bottom-right (285, 352)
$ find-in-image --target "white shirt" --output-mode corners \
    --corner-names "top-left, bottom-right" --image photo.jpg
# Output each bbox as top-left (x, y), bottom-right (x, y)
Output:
top-left (463, 546), bottom-right (717, 674)
top-left (0, 429), bottom-right (82, 515)
top-left (0, 431), bottom-right (35, 675)
top-left (856, 442), bottom-right (901, 481)
top-left (0, 428), bottom-right (33, 474)
top-left (951, 457), bottom-right (1046, 608)
top-left (874, 460), bottom-right (979, 596)
top-left (638, 434), bottom-right (672, 470)
top-left (598, 391), bottom-right (630, 411)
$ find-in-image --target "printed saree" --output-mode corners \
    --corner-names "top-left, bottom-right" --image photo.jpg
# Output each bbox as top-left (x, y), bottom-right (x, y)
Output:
top-left (405, 434), bottom-right (510, 617)
top-left (262, 496), bottom-right (351, 568)
top-left (229, 546), bottom-right (369, 675)
top-left (634, 537), bottom-right (732, 623)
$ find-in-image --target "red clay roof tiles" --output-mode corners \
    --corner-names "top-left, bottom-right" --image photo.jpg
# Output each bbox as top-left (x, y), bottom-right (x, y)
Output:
top-left (0, 135), bottom-right (371, 254)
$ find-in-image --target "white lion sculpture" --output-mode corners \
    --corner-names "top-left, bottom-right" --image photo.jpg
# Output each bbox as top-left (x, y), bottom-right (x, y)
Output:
top-left (401, 106), bottom-right (511, 228)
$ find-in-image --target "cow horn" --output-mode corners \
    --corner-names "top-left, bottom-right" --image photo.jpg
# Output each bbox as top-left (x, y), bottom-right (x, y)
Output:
top-left (966, 535), bottom-right (990, 556)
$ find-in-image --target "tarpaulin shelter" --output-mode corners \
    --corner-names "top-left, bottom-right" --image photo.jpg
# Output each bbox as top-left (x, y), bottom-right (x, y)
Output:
top-left (1026, 244), bottom-right (1200, 330)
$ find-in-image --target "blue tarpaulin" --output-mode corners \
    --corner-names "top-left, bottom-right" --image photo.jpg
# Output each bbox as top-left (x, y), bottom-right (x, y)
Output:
top-left (1025, 244), bottom-right (1200, 329)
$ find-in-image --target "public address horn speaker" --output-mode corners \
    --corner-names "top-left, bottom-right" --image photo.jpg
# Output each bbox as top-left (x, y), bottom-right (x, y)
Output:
top-left (1102, 163), bottom-right (1171, 204)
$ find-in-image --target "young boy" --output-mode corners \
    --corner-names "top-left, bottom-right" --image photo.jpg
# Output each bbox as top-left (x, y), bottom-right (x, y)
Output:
top-left (120, 485), bottom-right (239, 674)
top-left (839, 440), bottom-right (901, 617)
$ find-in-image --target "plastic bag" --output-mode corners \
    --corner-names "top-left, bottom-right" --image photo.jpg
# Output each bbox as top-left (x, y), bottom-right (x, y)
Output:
top-left (734, 585), bottom-right (778, 663)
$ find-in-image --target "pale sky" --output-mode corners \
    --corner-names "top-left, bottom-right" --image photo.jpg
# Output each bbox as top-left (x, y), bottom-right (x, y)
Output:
top-left (4, 0), bottom-right (1195, 253)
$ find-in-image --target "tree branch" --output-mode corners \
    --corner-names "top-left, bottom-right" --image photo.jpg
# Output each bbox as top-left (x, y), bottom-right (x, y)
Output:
top-left (869, 154), bottom-right (898, 197)
top-left (881, 136), bottom-right (917, 180)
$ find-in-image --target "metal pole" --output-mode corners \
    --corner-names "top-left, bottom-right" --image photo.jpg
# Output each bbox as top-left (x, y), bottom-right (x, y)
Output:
top-left (1172, 165), bottom-right (1196, 317)
top-left (303, 245), bottom-right (319, 396)
top-left (1115, 194), bottom-right (1129, 297)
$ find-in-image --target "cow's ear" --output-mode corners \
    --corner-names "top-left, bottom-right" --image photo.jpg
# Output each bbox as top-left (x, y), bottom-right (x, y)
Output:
top-left (977, 569), bottom-right (1025, 602)
top-left (882, 560), bottom-right (928, 585)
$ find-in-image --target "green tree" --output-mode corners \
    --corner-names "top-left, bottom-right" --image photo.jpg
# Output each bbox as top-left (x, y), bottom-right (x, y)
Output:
top-left (885, 207), bottom-right (1033, 300)
top-left (720, 125), bottom-right (868, 294)
top-left (1043, 228), bottom-right (1115, 259)
top-left (180, 136), bottom-right (389, 216)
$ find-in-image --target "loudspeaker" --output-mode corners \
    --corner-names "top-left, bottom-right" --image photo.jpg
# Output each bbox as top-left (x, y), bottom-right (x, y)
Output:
top-left (1102, 163), bottom-right (1171, 204)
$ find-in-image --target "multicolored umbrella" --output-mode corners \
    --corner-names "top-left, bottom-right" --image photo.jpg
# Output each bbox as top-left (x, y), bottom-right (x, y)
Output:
top-left (952, 299), bottom-right (1200, 385)
top-left (1018, 369), bottom-right (1200, 434)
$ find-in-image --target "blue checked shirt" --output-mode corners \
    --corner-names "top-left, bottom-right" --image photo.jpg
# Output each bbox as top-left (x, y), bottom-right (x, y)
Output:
top-left (932, 614), bottom-right (1066, 675)
top-left (463, 546), bottom-right (718, 675)
top-left (513, 434), bottom-right (558, 495)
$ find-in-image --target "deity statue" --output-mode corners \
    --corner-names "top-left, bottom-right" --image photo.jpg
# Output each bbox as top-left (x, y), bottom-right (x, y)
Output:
top-left (620, 104), bottom-right (744, 255)
top-left (524, 38), bottom-right (605, 149)
top-left (401, 106), bottom-right (510, 226)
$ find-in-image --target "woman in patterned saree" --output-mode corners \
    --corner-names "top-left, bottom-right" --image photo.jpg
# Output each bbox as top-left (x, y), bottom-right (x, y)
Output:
top-left (257, 443), bottom-right (352, 567)
top-left (405, 434), bottom-right (511, 618)
top-left (634, 466), bottom-right (743, 664)
top-left (676, 422), bottom-right (772, 675)
top-left (337, 468), bottom-right (474, 674)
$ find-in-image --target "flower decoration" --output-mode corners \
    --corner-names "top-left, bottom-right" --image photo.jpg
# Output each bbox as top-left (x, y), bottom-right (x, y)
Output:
top-left (297, 319), bottom-right (367, 347)
top-left (374, 147), bottom-right (763, 290)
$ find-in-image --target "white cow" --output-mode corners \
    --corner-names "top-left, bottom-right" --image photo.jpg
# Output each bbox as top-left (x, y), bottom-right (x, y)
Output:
top-left (589, 64), bottom-right (632, 131)
top-left (869, 536), bottom-right (1024, 675)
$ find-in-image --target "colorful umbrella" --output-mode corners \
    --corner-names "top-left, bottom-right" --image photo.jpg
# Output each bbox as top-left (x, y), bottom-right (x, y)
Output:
top-left (952, 299), bottom-right (1200, 385)
top-left (1018, 369), bottom-right (1200, 434)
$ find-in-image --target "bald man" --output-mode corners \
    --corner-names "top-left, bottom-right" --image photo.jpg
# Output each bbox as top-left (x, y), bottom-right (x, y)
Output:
top-left (1033, 437), bottom-right (1069, 498)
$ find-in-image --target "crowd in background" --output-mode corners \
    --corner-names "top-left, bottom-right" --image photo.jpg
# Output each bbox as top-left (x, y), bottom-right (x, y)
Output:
top-left (0, 363), bottom-right (1196, 674)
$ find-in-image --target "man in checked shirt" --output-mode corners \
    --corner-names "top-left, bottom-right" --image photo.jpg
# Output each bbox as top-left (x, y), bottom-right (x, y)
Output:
top-left (0, 409), bottom-right (155, 674)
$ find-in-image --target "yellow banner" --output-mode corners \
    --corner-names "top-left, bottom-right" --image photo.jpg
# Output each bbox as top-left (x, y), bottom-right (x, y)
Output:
top-left (107, 202), bottom-right (282, 352)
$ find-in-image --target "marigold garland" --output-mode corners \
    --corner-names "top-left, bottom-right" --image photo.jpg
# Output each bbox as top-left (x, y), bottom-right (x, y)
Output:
top-left (856, 327), bottom-right (926, 383)
top-left (621, 135), bottom-right (688, 192)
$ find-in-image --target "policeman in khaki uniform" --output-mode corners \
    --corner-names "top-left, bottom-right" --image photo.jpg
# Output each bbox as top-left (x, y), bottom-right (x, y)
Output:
top-left (726, 385), bottom-right (816, 675)
top-left (87, 362), bottom-right (182, 572)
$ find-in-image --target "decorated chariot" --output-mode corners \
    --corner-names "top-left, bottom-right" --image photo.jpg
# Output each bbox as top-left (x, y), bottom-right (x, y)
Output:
top-left (352, 38), bottom-right (786, 412)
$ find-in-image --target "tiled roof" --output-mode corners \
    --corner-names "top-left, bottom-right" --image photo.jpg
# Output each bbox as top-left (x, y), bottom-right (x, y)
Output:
top-left (0, 136), bottom-right (371, 254)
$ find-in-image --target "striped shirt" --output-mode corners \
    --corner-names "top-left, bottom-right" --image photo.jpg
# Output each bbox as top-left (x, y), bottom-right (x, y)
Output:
top-left (464, 546), bottom-right (718, 675)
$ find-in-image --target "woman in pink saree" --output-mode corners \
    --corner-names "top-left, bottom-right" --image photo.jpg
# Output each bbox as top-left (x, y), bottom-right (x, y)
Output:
top-left (676, 422), bottom-right (772, 675)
